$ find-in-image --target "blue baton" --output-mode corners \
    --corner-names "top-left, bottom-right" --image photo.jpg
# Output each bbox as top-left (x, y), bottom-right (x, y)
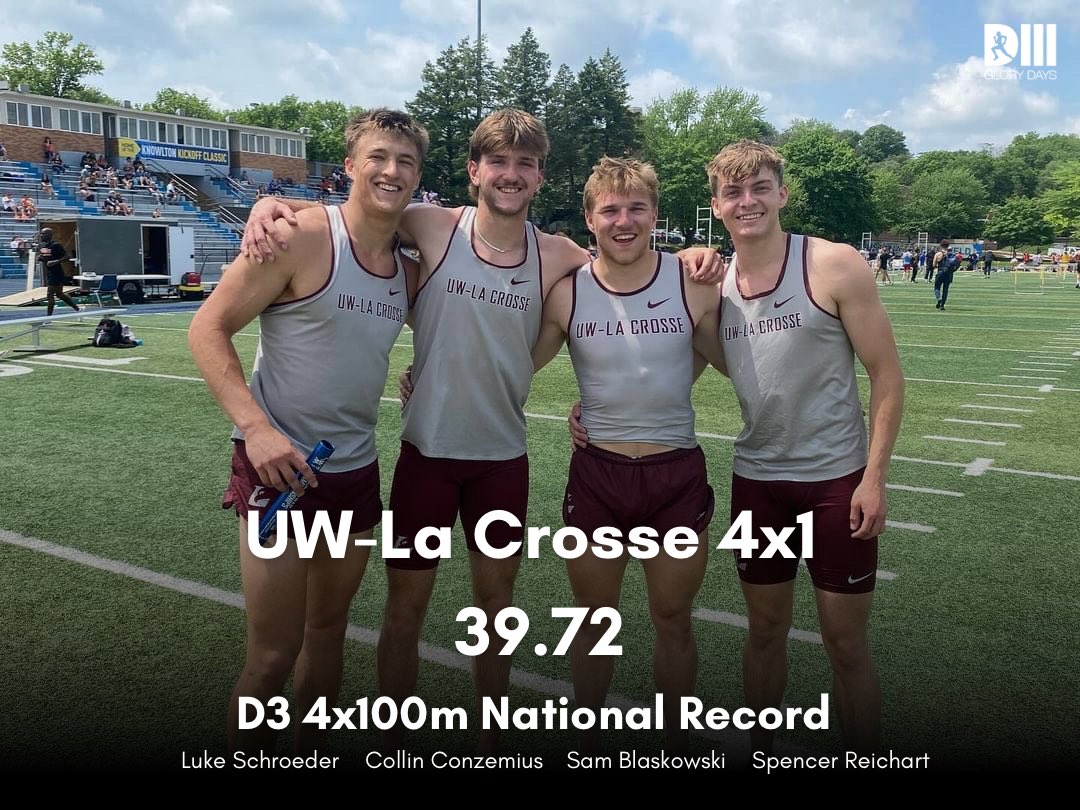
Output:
top-left (256, 440), bottom-right (335, 544)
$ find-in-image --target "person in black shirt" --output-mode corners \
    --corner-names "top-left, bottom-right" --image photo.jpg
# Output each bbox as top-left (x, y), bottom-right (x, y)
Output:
top-left (38, 228), bottom-right (80, 316)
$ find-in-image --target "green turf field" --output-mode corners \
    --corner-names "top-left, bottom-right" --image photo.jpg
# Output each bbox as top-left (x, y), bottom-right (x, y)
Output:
top-left (1, 268), bottom-right (1078, 772)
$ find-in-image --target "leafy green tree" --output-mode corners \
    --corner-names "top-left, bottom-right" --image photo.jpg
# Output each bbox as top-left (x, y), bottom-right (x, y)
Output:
top-left (999, 132), bottom-right (1080, 196)
top-left (575, 51), bottom-right (638, 171)
top-left (494, 28), bottom-right (550, 116)
top-left (536, 64), bottom-right (582, 225)
top-left (641, 87), bottom-right (771, 244)
top-left (903, 167), bottom-right (989, 238)
top-left (407, 36), bottom-right (496, 202)
top-left (1040, 161), bottom-right (1080, 238)
top-left (230, 95), bottom-right (360, 163)
top-left (983, 197), bottom-right (1056, 250)
top-left (780, 129), bottom-right (873, 243)
top-left (870, 166), bottom-right (905, 233)
top-left (0, 31), bottom-right (104, 98)
top-left (857, 124), bottom-right (909, 163)
top-left (910, 149), bottom-right (1010, 203)
top-left (145, 88), bottom-right (224, 121)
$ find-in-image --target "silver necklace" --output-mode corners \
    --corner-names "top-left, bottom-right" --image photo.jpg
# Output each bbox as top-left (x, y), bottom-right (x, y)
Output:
top-left (476, 223), bottom-right (523, 254)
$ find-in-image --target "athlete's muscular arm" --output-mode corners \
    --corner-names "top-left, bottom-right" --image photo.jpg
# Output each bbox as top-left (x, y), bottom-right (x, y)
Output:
top-left (240, 196), bottom-right (312, 262)
top-left (683, 273), bottom-right (727, 376)
top-left (537, 232), bottom-right (590, 296)
top-left (531, 275), bottom-right (573, 372)
top-left (813, 239), bottom-right (905, 540)
top-left (676, 246), bottom-right (725, 284)
top-left (190, 216), bottom-right (325, 494)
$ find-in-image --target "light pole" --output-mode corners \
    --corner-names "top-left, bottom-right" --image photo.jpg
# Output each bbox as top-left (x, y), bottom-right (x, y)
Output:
top-left (476, 0), bottom-right (483, 121)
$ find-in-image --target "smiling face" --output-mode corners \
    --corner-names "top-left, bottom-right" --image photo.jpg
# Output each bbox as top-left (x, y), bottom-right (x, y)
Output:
top-left (711, 167), bottom-right (788, 243)
top-left (345, 130), bottom-right (422, 216)
top-left (468, 149), bottom-right (544, 218)
top-left (586, 189), bottom-right (657, 267)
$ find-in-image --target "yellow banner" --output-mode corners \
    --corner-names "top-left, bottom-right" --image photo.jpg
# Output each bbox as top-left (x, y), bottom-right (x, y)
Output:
top-left (117, 138), bottom-right (141, 158)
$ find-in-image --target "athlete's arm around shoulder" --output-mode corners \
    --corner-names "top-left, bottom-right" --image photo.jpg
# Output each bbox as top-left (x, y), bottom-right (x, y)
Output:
top-left (682, 268), bottom-right (726, 376)
top-left (397, 202), bottom-right (458, 250)
top-left (537, 231), bottom-right (590, 297)
top-left (531, 273), bottom-right (574, 372)
top-left (808, 237), bottom-right (904, 539)
top-left (190, 211), bottom-right (328, 436)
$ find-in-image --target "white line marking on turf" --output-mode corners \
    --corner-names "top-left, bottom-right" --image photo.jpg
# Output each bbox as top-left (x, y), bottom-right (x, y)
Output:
top-left (1019, 361), bottom-right (1072, 366)
top-left (891, 456), bottom-right (968, 470)
top-left (924, 435), bottom-right (1006, 446)
top-left (6, 360), bottom-right (203, 382)
top-left (887, 483), bottom-right (964, 497)
top-left (885, 520), bottom-right (937, 533)
top-left (964, 458), bottom-right (994, 476)
top-left (976, 393), bottom-right (1044, 400)
top-left (693, 609), bottom-right (823, 645)
top-left (0, 528), bottom-right (768, 756)
top-left (869, 375), bottom-right (1040, 389)
top-left (989, 466), bottom-right (1080, 482)
top-left (1000, 375), bottom-right (1060, 380)
top-left (896, 343), bottom-right (1047, 353)
top-left (942, 418), bottom-right (1022, 428)
top-left (25, 354), bottom-right (150, 366)
top-left (960, 405), bottom-right (1034, 413)
top-left (1010, 367), bottom-right (1065, 373)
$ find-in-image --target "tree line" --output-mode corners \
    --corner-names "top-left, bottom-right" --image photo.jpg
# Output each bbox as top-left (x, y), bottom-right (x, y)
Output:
top-left (4, 30), bottom-right (1078, 248)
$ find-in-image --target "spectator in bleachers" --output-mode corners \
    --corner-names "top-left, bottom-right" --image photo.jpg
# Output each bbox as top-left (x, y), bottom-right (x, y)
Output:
top-left (95, 154), bottom-right (107, 171)
top-left (15, 195), bottom-right (37, 221)
top-left (103, 190), bottom-right (132, 216)
top-left (165, 181), bottom-right (179, 204)
top-left (240, 171), bottom-right (249, 183)
top-left (49, 154), bottom-right (65, 174)
top-left (81, 151), bottom-right (96, 169)
top-left (77, 183), bottom-right (96, 203)
top-left (40, 172), bottom-right (55, 199)
top-left (1, 193), bottom-right (14, 214)
top-left (133, 158), bottom-right (145, 172)
top-left (255, 184), bottom-right (266, 199)
top-left (123, 157), bottom-right (133, 175)
top-left (0, 142), bottom-right (7, 159)
top-left (106, 167), bottom-right (119, 189)
top-left (152, 207), bottom-right (162, 219)
top-left (10, 235), bottom-right (29, 261)
top-left (42, 137), bottom-right (56, 162)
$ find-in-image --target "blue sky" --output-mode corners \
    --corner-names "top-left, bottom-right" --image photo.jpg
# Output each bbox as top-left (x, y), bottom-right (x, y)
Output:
top-left (3, 0), bottom-right (1077, 152)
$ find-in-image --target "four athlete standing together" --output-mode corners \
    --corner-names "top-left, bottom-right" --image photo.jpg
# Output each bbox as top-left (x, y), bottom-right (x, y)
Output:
top-left (190, 106), bottom-right (904, 762)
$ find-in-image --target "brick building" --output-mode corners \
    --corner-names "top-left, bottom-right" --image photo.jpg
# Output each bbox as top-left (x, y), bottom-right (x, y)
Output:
top-left (1, 85), bottom-right (308, 185)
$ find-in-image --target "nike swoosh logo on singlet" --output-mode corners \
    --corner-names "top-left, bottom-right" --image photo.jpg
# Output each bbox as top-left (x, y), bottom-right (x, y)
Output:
top-left (647, 298), bottom-right (670, 309)
top-left (510, 277), bottom-right (529, 285)
top-left (773, 296), bottom-right (795, 309)
top-left (389, 288), bottom-right (401, 296)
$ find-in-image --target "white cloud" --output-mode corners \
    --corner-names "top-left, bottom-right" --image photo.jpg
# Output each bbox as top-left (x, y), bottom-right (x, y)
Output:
top-left (305, 0), bottom-right (348, 22)
top-left (628, 69), bottom-right (690, 108)
top-left (171, 0), bottom-right (234, 34)
top-left (981, 0), bottom-right (1080, 28)
top-left (647, 0), bottom-right (920, 82)
top-left (900, 57), bottom-right (1062, 151)
top-left (840, 108), bottom-right (895, 130)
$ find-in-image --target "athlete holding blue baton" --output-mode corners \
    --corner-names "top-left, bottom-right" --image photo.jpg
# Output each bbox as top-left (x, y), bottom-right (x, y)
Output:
top-left (189, 110), bottom-right (429, 756)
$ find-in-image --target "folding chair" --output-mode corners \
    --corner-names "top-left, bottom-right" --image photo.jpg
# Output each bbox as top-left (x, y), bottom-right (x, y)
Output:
top-left (93, 274), bottom-right (120, 307)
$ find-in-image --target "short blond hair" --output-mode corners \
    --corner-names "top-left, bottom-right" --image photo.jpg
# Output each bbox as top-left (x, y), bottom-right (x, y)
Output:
top-left (583, 157), bottom-right (659, 213)
top-left (468, 109), bottom-right (550, 198)
top-left (345, 108), bottom-right (429, 164)
top-left (707, 140), bottom-right (784, 196)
